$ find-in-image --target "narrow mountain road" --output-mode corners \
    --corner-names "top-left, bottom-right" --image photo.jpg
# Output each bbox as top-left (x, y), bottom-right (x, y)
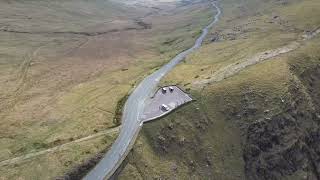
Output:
top-left (84, 1), bottom-right (222, 180)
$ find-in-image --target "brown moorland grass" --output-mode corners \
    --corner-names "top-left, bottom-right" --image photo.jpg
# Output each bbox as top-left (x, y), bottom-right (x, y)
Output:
top-left (0, 0), bottom-right (215, 179)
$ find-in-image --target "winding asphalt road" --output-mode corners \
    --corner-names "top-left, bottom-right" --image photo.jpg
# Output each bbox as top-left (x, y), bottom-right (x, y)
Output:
top-left (84, 1), bottom-right (221, 180)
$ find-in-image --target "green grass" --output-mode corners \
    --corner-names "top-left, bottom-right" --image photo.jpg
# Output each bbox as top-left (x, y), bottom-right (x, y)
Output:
top-left (151, 2), bottom-right (214, 60)
top-left (120, 0), bottom-right (320, 179)
top-left (0, 132), bottom-right (118, 180)
top-left (161, 0), bottom-right (319, 89)
top-left (120, 54), bottom-right (294, 179)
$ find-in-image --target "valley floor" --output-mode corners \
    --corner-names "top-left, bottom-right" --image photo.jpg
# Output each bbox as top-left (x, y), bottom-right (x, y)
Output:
top-left (0, 0), bottom-right (214, 179)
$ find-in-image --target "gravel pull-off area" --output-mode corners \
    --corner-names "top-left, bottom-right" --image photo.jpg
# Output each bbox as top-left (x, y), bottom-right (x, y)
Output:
top-left (141, 86), bottom-right (193, 122)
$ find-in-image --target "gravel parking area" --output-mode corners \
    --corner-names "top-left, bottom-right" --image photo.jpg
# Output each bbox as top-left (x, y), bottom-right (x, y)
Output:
top-left (141, 86), bottom-right (193, 122)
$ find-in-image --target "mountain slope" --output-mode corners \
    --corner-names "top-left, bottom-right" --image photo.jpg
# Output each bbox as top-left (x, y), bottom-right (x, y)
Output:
top-left (118, 0), bottom-right (320, 179)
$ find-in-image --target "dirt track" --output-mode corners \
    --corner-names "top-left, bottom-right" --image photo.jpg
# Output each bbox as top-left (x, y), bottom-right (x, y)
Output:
top-left (0, 126), bottom-right (120, 167)
top-left (194, 28), bottom-right (320, 87)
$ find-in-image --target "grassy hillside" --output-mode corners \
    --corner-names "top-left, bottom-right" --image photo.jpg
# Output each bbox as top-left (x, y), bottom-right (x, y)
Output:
top-left (118, 0), bottom-right (320, 179)
top-left (0, 0), bottom-right (215, 179)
